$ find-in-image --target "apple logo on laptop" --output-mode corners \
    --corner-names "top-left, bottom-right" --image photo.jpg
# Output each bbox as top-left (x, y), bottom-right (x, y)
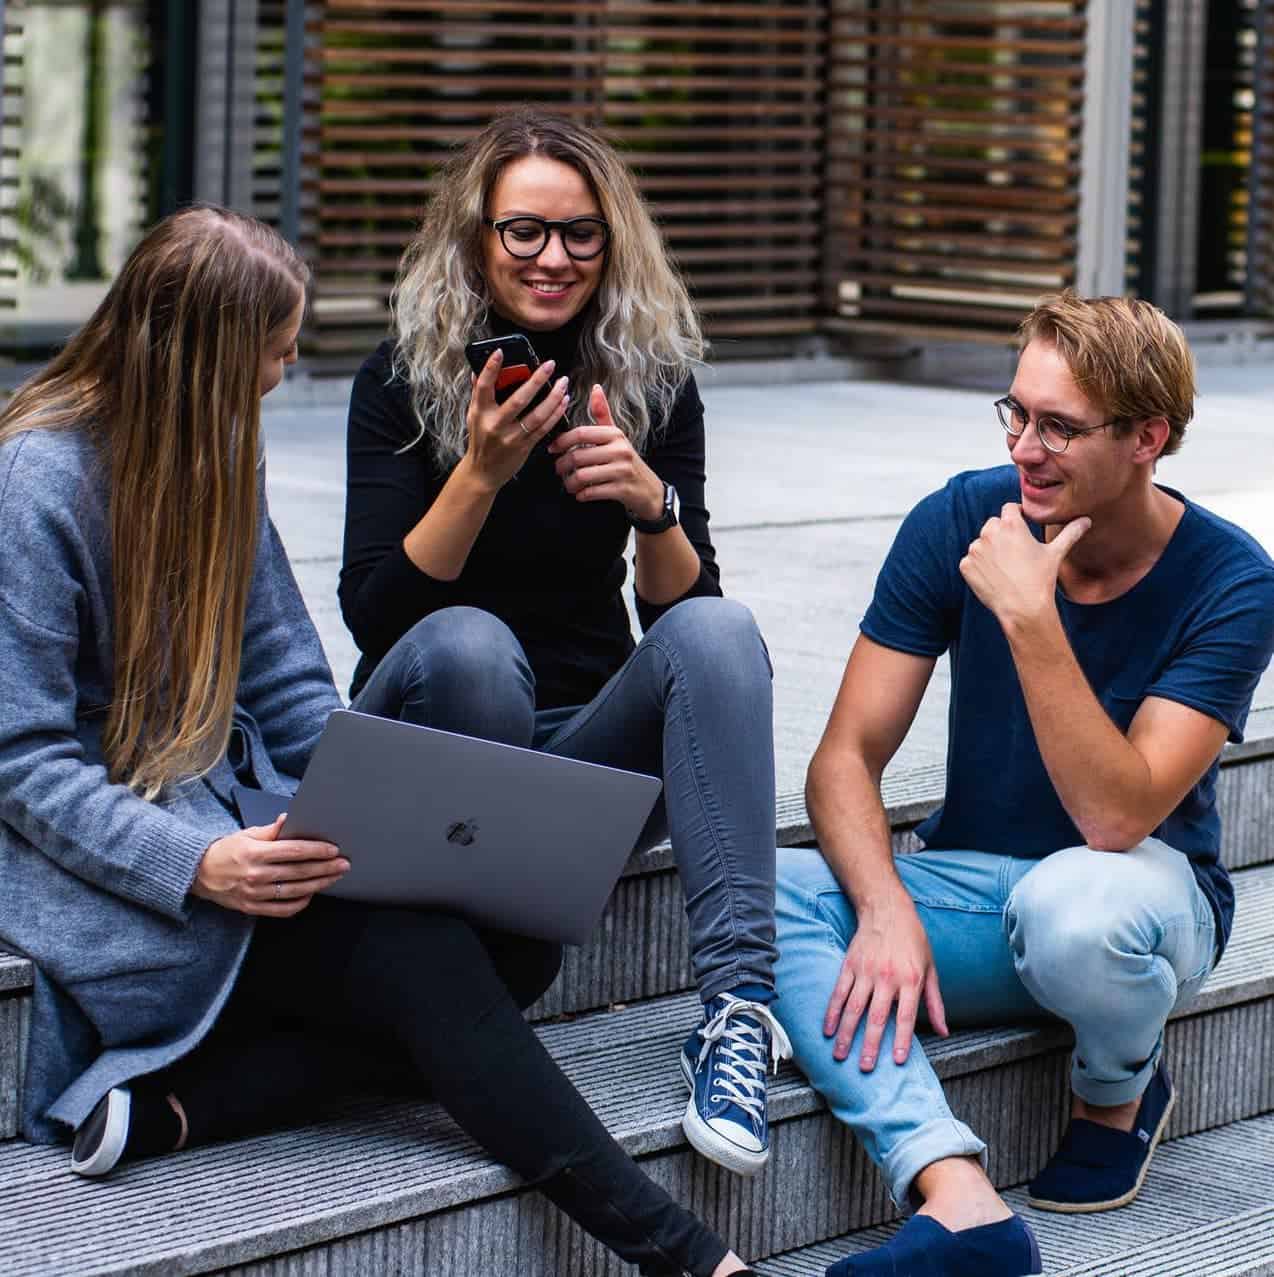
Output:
top-left (446, 819), bottom-right (479, 847)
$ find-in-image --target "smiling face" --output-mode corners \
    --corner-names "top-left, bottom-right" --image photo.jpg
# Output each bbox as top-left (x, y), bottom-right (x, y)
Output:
top-left (257, 293), bottom-right (304, 398)
top-left (481, 154), bottom-right (605, 332)
top-left (1006, 337), bottom-right (1142, 525)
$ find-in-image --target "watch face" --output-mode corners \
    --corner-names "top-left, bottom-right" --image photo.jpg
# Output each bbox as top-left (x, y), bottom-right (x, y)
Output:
top-left (629, 482), bottom-right (678, 532)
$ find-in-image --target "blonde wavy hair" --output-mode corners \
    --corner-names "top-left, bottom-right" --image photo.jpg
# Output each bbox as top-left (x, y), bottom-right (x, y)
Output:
top-left (0, 205), bottom-right (308, 799)
top-left (1019, 290), bottom-right (1196, 457)
top-left (391, 108), bottom-right (704, 465)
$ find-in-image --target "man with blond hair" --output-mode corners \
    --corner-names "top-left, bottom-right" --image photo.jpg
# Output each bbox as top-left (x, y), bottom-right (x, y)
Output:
top-left (774, 293), bottom-right (1274, 1276)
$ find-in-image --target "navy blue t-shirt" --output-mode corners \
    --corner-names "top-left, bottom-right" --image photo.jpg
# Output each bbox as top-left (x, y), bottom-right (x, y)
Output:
top-left (862, 466), bottom-right (1274, 956)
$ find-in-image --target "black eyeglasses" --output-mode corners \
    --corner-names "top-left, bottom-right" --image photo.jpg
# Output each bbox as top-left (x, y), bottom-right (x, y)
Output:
top-left (484, 215), bottom-right (611, 261)
top-left (994, 395), bottom-right (1118, 455)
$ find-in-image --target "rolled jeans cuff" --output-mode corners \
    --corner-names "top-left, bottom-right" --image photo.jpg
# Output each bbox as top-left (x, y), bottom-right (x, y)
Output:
top-left (1071, 1039), bottom-right (1162, 1109)
top-left (882, 1117), bottom-right (988, 1210)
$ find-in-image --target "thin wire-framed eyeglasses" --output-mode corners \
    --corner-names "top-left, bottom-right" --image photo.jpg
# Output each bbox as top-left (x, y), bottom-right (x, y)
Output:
top-left (994, 395), bottom-right (1118, 455)
top-left (484, 215), bottom-right (611, 261)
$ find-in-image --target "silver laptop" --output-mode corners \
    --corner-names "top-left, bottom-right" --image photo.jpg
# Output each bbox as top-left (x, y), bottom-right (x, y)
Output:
top-left (232, 709), bottom-right (662, 945)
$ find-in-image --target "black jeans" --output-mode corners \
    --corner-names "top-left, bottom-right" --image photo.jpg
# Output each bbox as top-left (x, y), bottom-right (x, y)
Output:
top-left (150, 898), bottom-right (728, 1277)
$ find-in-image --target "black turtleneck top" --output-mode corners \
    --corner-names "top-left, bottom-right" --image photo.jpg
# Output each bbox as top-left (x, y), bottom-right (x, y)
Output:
top-left (338, 320), bottom-right (722, 705)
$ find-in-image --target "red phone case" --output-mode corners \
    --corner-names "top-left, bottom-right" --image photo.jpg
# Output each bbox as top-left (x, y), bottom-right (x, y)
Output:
top-left (466, 335), bottom-right (539, 404)
top-left (495, 365), bottom-right (533, 393)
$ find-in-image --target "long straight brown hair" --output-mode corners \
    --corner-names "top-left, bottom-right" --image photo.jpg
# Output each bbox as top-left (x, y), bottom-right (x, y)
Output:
top-left (0, 206), bottom-right (308, 798)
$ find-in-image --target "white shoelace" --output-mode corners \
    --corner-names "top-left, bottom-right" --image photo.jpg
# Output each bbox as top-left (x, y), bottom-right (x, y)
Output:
top-left (694, 997), bottom-right (794, 1125)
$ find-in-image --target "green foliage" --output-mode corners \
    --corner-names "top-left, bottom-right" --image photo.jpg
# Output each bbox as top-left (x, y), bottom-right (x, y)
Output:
top-left (14, 174), bottom-right (76, 284)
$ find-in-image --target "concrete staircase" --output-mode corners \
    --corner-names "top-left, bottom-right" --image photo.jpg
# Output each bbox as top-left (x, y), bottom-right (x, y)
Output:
top-left (3, 713), bottom-right (1274, 1275)
top-left (757, 1116), bottom-right (1274, 1275)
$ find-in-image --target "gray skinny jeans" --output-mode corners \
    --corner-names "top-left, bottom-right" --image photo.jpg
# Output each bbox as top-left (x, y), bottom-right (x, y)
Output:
top-left (353, 596), bottom-right (779, 1000)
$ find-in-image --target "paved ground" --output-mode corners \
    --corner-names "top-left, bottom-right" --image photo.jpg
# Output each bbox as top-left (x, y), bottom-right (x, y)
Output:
top-left (263, 358), bottom-right (1274, 799)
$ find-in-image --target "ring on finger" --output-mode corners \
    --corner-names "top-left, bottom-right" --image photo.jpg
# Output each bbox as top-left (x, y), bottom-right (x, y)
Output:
top-left (518, 420), bottom-right (531, 437)
top-left (273, 881), bottom-right (283, 900)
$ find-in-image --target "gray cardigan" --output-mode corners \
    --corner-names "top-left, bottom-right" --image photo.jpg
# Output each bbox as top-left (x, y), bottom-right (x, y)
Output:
top-left (0, 427), bottom-right (341, 1143)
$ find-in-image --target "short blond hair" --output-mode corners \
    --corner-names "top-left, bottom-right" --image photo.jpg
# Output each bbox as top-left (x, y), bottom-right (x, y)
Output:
top-left (1018, 290), bottom-right (1196, 456)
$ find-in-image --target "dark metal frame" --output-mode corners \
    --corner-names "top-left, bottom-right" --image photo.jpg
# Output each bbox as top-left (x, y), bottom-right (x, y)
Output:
top-left (153, 0), bottom-right (197, 218)
top-left (1129, 0), bottom-right (1166, 308)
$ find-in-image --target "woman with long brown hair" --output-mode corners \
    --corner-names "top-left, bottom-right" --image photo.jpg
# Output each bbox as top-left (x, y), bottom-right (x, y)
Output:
top-left (0, 205), bottom-right (759, 1277)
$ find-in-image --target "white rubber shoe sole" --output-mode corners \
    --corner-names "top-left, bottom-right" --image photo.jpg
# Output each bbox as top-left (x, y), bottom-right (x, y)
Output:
top-left (70, 1087), bottom-right (131, 1178)
top-left (679, 1052), bottom-right (769, 1177)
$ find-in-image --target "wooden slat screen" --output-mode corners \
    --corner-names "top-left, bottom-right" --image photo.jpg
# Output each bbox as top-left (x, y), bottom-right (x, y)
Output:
top-left (1196, 0), bottom-right (1265, 314)
top-left (254, 0), bottom-right (290, 227)
top-left (1250, 0), bottom-right (1274, 316)
top-left (823, 0), bottom-right (1087, 343)
top-left (306, 0), bottom-right (827, 365)
top-left (0, 2), bottom-right (22, 321)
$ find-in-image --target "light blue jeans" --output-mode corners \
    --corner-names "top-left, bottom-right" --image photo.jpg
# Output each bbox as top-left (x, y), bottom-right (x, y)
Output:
top-left (353, 598), bottom-right (778, 1000)
top-left (773, 841), bottom-right (1217, 1206)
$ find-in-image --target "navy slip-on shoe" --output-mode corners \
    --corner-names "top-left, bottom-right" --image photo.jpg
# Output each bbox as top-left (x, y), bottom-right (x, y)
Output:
top-left (825, 1214), bottom-right (1042, 1276)
top-left (1028, 1061), bottom-right (1175, 1213)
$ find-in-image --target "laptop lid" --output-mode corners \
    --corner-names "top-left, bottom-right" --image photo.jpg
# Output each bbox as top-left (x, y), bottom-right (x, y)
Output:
top-left (237, 710), bottom-right (661, 946)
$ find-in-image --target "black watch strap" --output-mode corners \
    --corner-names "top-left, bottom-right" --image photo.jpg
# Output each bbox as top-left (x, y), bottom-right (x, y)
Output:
top-left (628, 481), bottom-right (679, 534)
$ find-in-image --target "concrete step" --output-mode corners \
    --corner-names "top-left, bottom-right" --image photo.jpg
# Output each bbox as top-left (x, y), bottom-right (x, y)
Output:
top-left (1, 859), bottom-right (1272, 1276)
top-left (495, 724), bottom-right (1274, 1018)
top-left (4, 724), bottom-right (1269, 1027)
top-left (0, 952), bottom-right (30, 1142)
top-left (0, 775), bottom-right (850, 1141)
top-left (2, 733), bottom-right (1273, 1140)
top-left (754, 1113), bottom-right (1274, 1276)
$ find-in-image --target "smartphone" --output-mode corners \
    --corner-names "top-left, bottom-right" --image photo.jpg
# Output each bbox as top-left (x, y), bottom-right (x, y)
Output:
top-left (464, 333), bottom-right (540, 405)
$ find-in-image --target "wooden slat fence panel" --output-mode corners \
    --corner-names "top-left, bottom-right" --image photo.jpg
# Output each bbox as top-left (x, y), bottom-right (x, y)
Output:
top-left (1, 2), bottom-right (22, 317)
top-left (1250, 0), bottom-right (1274, 316)
top-left (306, 0), bottom-right (827, 366)
top-left (253, 0), bottom-right (289, 227)
top-left (1192, 0), bottom-right (1265, 316)
top-left (824, 0), bottom-right (1087, 343)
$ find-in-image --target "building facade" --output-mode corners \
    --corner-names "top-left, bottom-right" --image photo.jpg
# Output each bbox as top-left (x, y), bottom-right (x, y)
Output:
top-left (1, 0), bottom-right (1271, 368)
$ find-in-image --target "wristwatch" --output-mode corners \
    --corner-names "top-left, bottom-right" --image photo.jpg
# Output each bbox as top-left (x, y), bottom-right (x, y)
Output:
top-left (628, 481), bottom-right (679, 534)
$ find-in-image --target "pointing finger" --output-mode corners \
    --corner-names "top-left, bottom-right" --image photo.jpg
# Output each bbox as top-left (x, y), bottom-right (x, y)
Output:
top-left (590, 383), bottom-right (615, 429)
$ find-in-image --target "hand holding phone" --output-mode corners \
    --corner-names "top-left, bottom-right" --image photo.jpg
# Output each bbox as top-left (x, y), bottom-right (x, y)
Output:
top-left (465, 334), bottom-right (541, 405)
top-left (463, 334), bottom-right (571, 489)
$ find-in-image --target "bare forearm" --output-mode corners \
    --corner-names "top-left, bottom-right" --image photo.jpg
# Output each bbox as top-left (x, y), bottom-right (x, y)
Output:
top-left (807, 747), bottom-right (908, 912)
top-left (1005, 610), bottom-right (1153, 849)
top-left (808, 739), bottom-right (950, 1060)
top-left (401, 456), bottom-right (497, 581)
top-left (634, 526), bottom-right (703, 603)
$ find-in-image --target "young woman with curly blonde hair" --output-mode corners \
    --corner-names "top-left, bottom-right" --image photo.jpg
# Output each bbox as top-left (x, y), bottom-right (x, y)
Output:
top-left (340, 109), bottom-right (788, 1188)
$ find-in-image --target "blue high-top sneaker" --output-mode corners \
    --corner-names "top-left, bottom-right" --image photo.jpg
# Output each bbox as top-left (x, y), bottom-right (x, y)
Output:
top-left (680, 992), bottom-right (792, 1175)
